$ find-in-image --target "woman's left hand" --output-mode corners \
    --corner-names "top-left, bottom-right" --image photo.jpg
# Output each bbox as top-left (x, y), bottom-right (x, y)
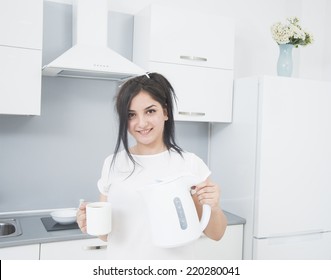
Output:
top-left (191, 179), bottom-right (227, 241)
top-left (193, 179), bottom-right (221, 210)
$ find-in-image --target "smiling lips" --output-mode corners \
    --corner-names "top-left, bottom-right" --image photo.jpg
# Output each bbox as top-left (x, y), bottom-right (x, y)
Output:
top-left (137, 128), bottom-right (153, 135)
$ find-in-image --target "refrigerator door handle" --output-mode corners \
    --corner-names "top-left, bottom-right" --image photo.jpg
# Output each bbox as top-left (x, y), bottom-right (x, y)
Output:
top-left (254, 230), bottom-right (328, 241)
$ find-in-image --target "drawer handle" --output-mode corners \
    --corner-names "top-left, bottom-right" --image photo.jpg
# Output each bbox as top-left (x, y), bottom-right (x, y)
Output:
top-left (180, 55), bottom-right (207, 62)
top-left (178, 111), bottom-right (205, 117)
top-left (82, 245), bottom-right (107, 251)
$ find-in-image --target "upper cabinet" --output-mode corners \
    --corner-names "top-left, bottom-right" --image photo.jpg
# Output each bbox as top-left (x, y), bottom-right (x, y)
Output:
top-left (0, 0), bottom-right (43, 49)
top-left (133, 4), bottom-right (235, 122)
top-left (0, 0), bottom-right (43, 115)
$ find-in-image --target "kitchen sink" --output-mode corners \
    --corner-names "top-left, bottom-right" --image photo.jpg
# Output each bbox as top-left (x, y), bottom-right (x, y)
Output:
top-left (0, 219), bottom-right (23, 238)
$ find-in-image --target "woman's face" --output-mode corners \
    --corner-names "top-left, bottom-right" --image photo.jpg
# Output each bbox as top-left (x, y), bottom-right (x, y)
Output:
top-left (127, 90), bottom-right (168, 153)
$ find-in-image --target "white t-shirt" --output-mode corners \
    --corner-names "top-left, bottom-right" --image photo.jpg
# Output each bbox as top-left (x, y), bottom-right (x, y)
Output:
top-left (97, 149), bottom-right (211, 259)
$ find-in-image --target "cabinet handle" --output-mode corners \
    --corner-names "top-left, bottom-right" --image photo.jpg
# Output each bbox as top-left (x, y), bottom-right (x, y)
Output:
top-left (82, 245), bottom-right (107, 251)
top-left (180, 55), bottom-right (207, 62)
top-left (178, 111), bottom-right (206, 117)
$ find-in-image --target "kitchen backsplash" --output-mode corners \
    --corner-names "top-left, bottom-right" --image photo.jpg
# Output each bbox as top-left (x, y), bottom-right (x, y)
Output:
top-left (0, 2), bottom-right (209, 213)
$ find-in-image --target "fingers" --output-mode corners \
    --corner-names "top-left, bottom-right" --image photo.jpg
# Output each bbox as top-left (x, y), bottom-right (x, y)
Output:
top-left (194, 181), bottom-right (220, 209)
top-left (79, 201), bottom-right (88, 210)
top-left (76, 202), bottom-right (88, 233)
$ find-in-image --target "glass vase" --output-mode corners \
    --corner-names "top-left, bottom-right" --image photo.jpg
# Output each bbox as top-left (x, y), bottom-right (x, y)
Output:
top-left (277, 44), bottom-right (293, 77)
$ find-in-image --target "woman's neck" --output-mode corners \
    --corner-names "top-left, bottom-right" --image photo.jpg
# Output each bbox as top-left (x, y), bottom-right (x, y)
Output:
top-left (130, 144), bottom-right (167, 155)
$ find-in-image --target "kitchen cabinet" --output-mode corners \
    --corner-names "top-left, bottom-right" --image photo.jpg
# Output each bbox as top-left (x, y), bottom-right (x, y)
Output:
top-left (194, 224), bottom-right (243, 259)
top-left (0, 0), bottom-right (43, 49)
top-left (0, 238), bottom-right (106, 260)
top-left (0, 244), bottom-right (40, 260)
top-left (40, 238), bottom-right (107, 260)
top-left (0, 0), bottom-right (43, 115)
top-left (0, 46), bottom-right (42, 115)
top-left (133, 4), bottom-right (235, 122)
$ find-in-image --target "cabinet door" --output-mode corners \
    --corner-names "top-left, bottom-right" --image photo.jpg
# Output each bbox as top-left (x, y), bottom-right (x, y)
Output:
top-left (0, 46), bottom-right (41, 115)
top-left (40, 238), bottom-right (107, 260)
top-left (0, 0), bottom-right (43, 49)
top-left (150, 62), bottom-right (233, 122)
top-left (193, 225), bottom-right (243, 260)
top-left (148, 5), bottom-right (234, 69)
top-left (0, 244), bottom-right (40, 260)
top-left (253, 231), bottom-right (331, 260)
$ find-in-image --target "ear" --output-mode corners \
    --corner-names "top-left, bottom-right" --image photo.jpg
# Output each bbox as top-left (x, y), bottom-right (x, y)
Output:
top-left (163, 107), bottom-right (169, 121)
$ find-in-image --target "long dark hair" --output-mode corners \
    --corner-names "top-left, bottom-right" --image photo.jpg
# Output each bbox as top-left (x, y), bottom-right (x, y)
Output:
top-left (111, 72), bottom-right (182, 169)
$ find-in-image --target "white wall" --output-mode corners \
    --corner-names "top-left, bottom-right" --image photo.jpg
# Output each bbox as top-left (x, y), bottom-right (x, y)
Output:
top-left (300, 0), bottom-right (328, 80)
top-left (322, 0), bottom-right (331, 80)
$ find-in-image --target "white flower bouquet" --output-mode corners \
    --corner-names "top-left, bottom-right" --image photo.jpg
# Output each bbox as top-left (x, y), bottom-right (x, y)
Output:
top-left (271, 17), bottom-right (313, 47)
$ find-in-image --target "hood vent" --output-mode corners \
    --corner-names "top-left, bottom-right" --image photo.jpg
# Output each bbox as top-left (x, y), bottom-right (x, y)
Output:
top-left (42, 0), bottom-right (144, 81)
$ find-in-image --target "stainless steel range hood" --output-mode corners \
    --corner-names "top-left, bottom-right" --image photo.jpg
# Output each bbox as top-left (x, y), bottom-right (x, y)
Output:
top-left (42, 0), bottom-right (144, 81)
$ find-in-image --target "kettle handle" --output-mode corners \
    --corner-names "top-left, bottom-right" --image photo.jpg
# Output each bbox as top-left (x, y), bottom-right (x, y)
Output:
top-left (200, 204), bottom-right (211, 231)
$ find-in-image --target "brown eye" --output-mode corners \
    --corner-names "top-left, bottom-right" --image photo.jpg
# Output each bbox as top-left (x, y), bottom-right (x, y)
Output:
top-left (128, 112), bottom-right (135, 120)
top-left (146, 109), bottom-right (156, 114)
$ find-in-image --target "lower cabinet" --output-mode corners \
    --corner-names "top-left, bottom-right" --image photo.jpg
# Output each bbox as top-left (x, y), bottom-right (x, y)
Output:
top-left (40, 238), bottom-right (107, 260)
top-left (0, 224), bottom-right (243, 260)
top-left (0, 244), bottom-right (40, 260)
top-left (194, 224), bottom-right (243, 260)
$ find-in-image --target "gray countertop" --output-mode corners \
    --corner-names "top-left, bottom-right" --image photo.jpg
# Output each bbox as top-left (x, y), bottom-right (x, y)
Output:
top-left (0, 209), bottom-right (245, 249)
top-left (224, 210), bottom-right (246, 226)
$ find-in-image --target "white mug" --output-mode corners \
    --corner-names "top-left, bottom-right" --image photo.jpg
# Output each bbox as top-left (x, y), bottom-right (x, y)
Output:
top-left (86, 202), bottom-right (112, 236)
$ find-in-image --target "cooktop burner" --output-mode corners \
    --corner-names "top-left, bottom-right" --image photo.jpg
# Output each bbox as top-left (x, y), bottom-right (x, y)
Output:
top-left (41, 217), bottom-right (79, 232)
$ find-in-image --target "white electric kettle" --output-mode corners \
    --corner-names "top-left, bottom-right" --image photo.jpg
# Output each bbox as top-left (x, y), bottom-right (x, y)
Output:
top-left (139, 174), bottom-right (211, 248)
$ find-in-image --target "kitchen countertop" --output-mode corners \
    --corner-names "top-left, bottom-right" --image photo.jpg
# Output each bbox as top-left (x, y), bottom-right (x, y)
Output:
top-left (224, 210), bottom-right (246, 226)
top-left (0, 209), bottom-right (245, 249)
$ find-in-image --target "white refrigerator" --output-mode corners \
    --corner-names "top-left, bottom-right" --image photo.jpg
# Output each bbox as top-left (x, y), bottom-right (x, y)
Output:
top-left (210, 76), bottom-right (331, 259)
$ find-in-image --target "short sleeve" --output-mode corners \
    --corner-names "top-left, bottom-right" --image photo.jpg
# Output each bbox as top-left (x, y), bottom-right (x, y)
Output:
top-left (97, 155), bottom-right (113, 195)
top-left (187, 153), bottom-right (211, 182)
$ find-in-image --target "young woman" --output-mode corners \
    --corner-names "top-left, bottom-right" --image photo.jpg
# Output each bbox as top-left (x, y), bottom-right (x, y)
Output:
top-left (77, 73), bottom-right (227, 259)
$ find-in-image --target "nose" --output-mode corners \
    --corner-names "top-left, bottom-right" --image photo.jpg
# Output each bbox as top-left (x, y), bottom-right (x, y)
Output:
top-left (137, 115), bottom-right (148, 128)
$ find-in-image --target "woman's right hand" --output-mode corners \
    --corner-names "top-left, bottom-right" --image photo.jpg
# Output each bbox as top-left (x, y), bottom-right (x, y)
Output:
top-left (76, 201), bottom-right (88, 233)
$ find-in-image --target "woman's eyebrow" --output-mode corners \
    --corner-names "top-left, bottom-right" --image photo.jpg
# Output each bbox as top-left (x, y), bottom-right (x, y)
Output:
top-left (129, 104), bottom-right (157, 112)
top-left (145, 104), bottom-right (157, 110)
